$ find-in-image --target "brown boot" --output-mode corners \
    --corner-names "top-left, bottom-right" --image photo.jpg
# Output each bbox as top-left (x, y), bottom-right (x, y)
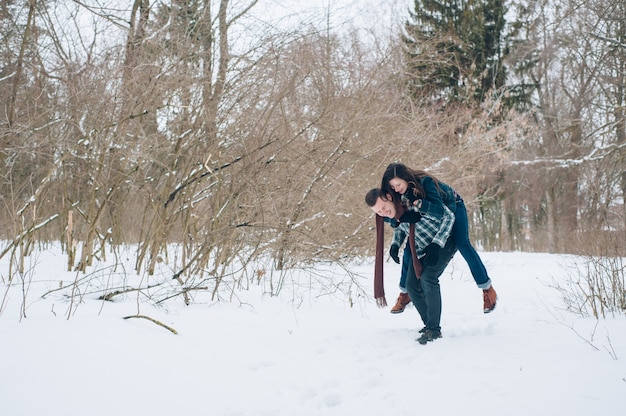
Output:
top-left (483, 286), bottom-right (497, 313)
top-left (390, 293), bottom-right (411, 314)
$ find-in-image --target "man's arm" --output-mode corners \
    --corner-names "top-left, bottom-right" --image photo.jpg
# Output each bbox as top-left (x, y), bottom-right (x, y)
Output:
top-left (391, 225), bottom-right (407, 249)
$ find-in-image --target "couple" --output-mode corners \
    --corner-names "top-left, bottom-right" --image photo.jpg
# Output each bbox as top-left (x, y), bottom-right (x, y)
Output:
top-left (365, 163), bottom-right (498, 345)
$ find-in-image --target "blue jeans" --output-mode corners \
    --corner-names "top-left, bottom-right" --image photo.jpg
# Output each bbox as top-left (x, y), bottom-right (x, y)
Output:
top-left (399, 199), bottom-right (491, 291)
top-left (405, 236), bottom-right (457, 331)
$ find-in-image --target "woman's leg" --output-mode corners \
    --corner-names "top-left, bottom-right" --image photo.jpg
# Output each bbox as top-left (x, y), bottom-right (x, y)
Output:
top-left (451, 199), bottom-right (491, 289)
top-left (399, 244), bottom-right (411, 291)
top-left (390, 245), bottom-right (412, 314)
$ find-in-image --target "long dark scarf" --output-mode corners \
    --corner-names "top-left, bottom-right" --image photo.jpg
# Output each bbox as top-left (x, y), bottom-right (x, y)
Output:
top-left (374, 200), bottom-right (422, 307)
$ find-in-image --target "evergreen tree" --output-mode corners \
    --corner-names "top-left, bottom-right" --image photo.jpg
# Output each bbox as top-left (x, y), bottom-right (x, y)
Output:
top-left (403, 0), bottom-right (509, 104)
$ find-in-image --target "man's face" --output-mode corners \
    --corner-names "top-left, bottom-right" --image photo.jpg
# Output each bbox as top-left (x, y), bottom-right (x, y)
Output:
top-left (371, 195), bottom-right (396, 218)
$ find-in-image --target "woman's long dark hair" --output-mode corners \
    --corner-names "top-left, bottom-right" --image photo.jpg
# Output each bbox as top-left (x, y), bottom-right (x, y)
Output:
top-left (380, 163), bottom-right (440, 203)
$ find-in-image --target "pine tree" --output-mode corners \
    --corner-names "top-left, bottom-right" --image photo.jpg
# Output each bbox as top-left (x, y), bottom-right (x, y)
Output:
top-left (403, 0), bottom-right (509, 104)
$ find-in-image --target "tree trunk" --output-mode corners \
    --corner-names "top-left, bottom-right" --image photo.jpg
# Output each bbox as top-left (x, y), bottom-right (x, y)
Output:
top-left (499, 198), bottom-right (509, 251)
top-left (546, 188), bottom-right (557, 253)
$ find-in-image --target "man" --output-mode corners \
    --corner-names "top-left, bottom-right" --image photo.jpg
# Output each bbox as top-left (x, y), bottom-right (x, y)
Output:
top-left (365, 188), bottom-right (457, 345)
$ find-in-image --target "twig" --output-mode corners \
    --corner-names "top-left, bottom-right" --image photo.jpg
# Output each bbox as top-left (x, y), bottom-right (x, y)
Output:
top-left (604, 333), bottom-right (618, 360)
top-left (98, 282), bottom-right (165, 301)
top-left (123, 314), bottom-right (178, 334)
top-left (562, 321), bottom-right (600, 351)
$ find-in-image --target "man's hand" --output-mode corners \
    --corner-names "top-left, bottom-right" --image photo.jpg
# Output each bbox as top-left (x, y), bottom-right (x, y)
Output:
top-left (422, 243), bottom-right (440, 267)
top-left (400, 211), bottom-right (422, 223)
top-left (389, 244), bottom-right (400, 264)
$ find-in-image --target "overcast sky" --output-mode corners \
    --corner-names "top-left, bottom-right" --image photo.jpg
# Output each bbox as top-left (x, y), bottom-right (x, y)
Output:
top-left (255, 0), bottom-right (412, 34)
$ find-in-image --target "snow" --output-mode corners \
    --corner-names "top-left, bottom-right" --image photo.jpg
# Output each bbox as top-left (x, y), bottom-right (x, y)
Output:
top-left (1, 247), bottom-right (625, 416)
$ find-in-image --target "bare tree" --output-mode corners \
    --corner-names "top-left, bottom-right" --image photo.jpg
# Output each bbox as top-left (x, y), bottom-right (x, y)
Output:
top-left (504, 0), bottom-right (626, 254)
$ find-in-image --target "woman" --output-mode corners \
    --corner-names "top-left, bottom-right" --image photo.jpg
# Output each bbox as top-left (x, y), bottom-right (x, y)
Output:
top-left (380, 162), bottom-right (498, 314)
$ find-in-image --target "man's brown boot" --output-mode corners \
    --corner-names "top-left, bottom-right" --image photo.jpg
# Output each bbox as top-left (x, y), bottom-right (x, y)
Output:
top-left (483, 286), bottom-right (497, 313)
top-left (390, 292), bottom-right (411, 314)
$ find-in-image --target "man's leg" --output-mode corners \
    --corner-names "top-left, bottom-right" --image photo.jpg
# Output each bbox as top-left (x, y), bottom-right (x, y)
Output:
top-left (415, 237), bottom-right (457, 344)
top-left (405, 255), bottom-right (428, 327)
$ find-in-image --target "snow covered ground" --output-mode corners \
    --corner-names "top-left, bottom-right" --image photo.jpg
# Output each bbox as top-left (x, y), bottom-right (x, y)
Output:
top-left (1, 246), bottom-right (625, 416)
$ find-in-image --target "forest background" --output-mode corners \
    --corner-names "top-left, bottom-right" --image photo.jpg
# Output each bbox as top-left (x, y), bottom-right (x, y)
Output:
top-left (1, 0), bottom-right (624, 308)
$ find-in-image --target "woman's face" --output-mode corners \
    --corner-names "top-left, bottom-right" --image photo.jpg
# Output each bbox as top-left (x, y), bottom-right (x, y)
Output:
top-left (389, 177), bottom-right (409, 194)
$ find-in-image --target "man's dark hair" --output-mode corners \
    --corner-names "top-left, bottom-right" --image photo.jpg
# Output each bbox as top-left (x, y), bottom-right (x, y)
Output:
top-left (365, 188), bottom-right (388, 207)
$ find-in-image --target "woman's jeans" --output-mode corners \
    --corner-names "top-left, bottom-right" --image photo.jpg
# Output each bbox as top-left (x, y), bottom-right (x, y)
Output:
top-left (399, 198), bottom-right (491, 291)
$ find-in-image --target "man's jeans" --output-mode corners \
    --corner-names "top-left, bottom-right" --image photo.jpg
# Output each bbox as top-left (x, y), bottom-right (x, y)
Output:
top-left (405, 236), bottom-right (457, 331)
